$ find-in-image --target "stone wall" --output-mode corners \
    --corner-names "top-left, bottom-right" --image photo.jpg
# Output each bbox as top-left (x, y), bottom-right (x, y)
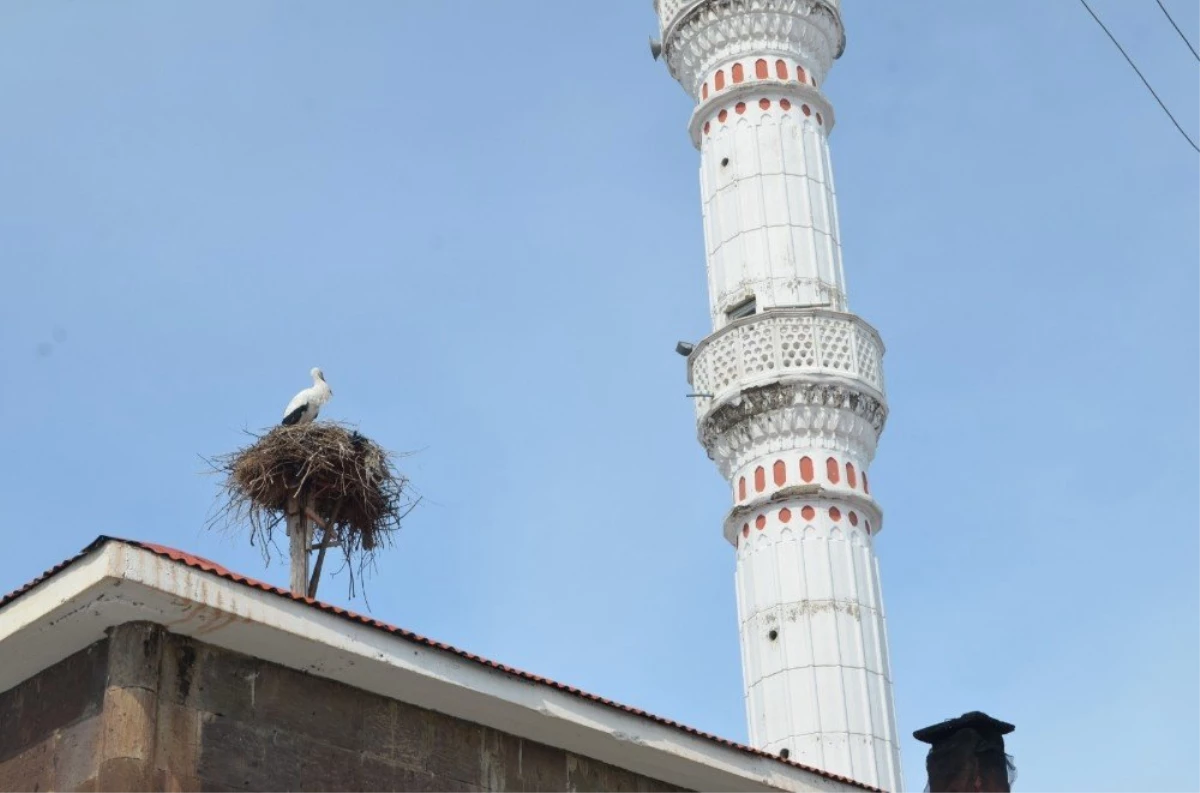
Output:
top-left (0, 622), bottom-right (687, 792)
top-left (0, 637), bottom-right (108, 791)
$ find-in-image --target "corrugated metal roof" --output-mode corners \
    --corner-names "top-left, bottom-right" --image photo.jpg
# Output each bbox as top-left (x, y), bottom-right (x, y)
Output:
top-left (1, 535), bottom-right (878, 792)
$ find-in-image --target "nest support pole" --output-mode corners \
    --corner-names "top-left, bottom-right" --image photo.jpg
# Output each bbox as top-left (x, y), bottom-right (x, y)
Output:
top-left (307, 499), bottom-right (344, 600)
top-left (287, 496), bottom-right (311, 597)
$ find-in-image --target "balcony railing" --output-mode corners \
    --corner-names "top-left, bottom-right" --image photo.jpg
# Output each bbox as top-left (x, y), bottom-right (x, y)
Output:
top-left (654, 0), bottom-right (700, 36)
top-left (655, 0), bottom-right (842, 38)
top-left (688, 309), bottom-right (884, 412)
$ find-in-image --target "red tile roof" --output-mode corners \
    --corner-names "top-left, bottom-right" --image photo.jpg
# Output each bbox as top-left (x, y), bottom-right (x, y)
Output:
top-left (0, 542), bottom-right (99, 610)
top-left (1, 535), bottom-right (878, 792)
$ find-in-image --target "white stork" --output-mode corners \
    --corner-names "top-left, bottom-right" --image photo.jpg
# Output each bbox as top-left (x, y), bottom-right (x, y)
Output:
top-left (281, 367), bottom-right (333, 426)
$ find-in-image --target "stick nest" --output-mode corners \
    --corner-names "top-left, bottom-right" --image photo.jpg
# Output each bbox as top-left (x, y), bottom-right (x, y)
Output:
top-left (206, 422), bottom-right (417, 591)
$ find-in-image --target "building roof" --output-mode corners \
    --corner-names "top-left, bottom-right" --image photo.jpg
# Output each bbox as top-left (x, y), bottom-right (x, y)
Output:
top-left (0, 536), bottom-right (875, 793)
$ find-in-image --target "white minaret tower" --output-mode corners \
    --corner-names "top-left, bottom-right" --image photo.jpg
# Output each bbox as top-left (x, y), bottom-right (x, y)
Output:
top-left (652, 1), bottom-right (903, 790)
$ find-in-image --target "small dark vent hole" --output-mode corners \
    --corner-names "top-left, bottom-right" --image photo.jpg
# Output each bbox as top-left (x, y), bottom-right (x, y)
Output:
top-left (721, 157), bottom-right (730, 167)
top-left (768, 629), bottom-right (778, 641)
top-left (780, 748), bottom-right (791, 759)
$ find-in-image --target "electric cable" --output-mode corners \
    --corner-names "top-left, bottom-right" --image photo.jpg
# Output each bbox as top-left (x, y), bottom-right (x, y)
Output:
top-left (1078, 0), bottom-right (1199, 153)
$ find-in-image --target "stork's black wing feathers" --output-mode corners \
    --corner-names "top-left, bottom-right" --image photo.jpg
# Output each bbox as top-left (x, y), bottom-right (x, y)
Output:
top-left (281, 404), bottom-right (307, 426)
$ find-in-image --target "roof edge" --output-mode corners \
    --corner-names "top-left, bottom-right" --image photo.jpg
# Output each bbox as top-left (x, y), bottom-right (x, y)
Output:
top-left (0, 537), bottom-right (883, 791)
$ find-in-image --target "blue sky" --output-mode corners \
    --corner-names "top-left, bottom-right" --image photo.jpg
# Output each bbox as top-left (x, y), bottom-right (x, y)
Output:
top-left (1, 2), bottom-right (1196, 790)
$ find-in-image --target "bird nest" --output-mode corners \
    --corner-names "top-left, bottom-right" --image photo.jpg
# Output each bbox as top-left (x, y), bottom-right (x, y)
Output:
top-left (206, 422), bottom-right (417, 596)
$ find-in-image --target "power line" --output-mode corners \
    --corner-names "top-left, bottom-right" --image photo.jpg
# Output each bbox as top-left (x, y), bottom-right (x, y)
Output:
top-left (1078, 0), bottom-right (1199, 153)
top-left (1154, 0), bottom-right (1200, 62)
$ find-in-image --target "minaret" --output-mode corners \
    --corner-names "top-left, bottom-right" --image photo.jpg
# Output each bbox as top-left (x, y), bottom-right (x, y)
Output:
top-left (651, 1), bottom-right (903, 790)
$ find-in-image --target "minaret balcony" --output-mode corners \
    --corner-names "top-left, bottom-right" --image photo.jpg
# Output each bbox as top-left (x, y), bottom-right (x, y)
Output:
top-left (687, 308), bottom-right (885, 419)
top-left (653, 0), bottom-right (846, 98)
top-left (655, 0), bottom-right (844, 41)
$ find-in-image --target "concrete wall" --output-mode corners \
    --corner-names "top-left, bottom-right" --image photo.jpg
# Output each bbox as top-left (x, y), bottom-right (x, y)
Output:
top-left (0, 622), bottom-right (687, 792)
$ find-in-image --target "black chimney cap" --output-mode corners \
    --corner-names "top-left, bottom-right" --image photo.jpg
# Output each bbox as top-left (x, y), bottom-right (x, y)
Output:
top-left (913, 711), bottom-right (1015, 744)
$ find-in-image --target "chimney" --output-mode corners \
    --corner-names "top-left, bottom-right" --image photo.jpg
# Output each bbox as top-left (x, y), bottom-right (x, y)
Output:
top-left (913, 711), bottom-right (1015, 792)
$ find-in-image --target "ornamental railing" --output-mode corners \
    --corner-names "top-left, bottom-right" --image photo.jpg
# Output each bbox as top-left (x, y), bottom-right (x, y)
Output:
top-left (688, 308), bottom-right (884, 413)
top-left (654, 0), bottom-right (700, 36)
top-left (655, 0), bottom-right (843, 38)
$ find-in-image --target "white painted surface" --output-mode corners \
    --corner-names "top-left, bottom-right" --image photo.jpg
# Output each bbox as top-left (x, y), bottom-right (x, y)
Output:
top-left (653, 1), bottom-right (903, 790)
top-left (734, 507), bottom-right (898, 788)
top-left (0, 541), bottom-right (862, 793)
top-left (699, 94), bottom-right (847, 325)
